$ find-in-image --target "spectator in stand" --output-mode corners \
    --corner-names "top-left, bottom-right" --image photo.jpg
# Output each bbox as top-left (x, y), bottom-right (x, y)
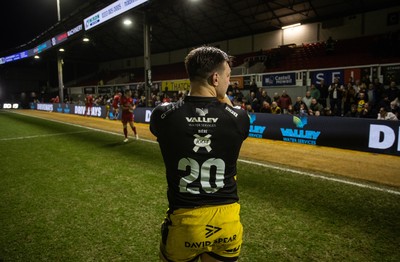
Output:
top-left (293, 96), bottom-right (307, 115)
top-left (232, 98), bottom-right (242, 108)
top-left (270, 101), bottom-right (281, 114)
top-left (273, 92), bottom-right (280, 103)
top-left (277, 90), bottom-right (292, 114)
top-left (309, 98), bottom-right (324, 116)
top-left (347, 76), bottom-right (355, 87)
top-left (377, 106), bottom-right (398, 120)
top-left (84, 93), bottom-right (94, 116)
top-left (355, 83), bottom-right (369, 105)
top-left (299, 103), bottom-right (308, 116)
top-left (154, 95), bottom-right (162, 107)
top-left (286, 104), bottom-right (295, 115)
top-left (316, 79), bottom-right (328, 108)
top-left (245, 104), bottom-right (254, 113)
top-left (354, 79), bottom-right (363, 93)
top-left (356, 92), bottom-right (368, 114)
top-left (227, 90), bottom-right (235, 102)
top-left (240, 97), bottom-right (248, 110)
top-left (301, 90), bottom-right (312, 109)
top-left (233, 87), bottom-right (244, 103)
top-left (249, 80), bottom-right (258, 95)
top-left (248, 91), bottom-right (260, 112)
top-left (359, 102), bottom-right (376, 119)
top-left (105, 96), bottom-right (112, 119)
top-left (52, 96), bottom-right (60, 103)
top-left (328, 77), bottom-right (345, 116)
top-left (343, 82), bottom-right (357, 116)
top-left (162, 93), bottom-right (171, 103)
top-left (386, 81), bottom-right (400, 105)
top-left (344, 104), bottom-right (359, 118)
top-left (362, 74), bottom-right (371, 87)
top-left (259, 89), bottom-right (272, 105)
top-left (137, 95), bottom-right (147, 107)
top-left (259, 101), bottom-right (272, 113)
top-left (372, 77), bottom-right (385, 103)
top-left (310, 84), bottom-right (320, 102)
top-left (112, 91), bottom-right (122, 120)
top-left (366, 83), bottom-right (377, 108)
top-left (376, 93), bottom-right (391, 112)
top-left (390, 98), bottom-right (400, 118)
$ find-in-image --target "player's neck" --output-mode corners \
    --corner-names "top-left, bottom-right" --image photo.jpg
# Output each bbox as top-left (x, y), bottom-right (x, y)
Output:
top-left (189, 82), bottom-right (216, 98)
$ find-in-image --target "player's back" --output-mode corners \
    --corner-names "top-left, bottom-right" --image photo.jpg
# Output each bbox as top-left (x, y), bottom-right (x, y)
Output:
top-left (150, 96), bottom-right (249, 210)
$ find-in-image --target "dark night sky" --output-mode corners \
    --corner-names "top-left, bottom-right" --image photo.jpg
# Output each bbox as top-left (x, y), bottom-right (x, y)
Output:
top-left (0, 0), bottom-right (82, 53)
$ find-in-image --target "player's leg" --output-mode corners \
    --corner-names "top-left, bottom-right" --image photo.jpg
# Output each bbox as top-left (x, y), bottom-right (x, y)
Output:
top-left (129, 121), bottom-right (138, 139)
top-left (122, 116), bottom-right (128, 142)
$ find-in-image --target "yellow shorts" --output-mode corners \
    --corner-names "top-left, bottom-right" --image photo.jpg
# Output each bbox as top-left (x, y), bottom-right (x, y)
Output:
top-left (159, 203), bottom-right (242, 262)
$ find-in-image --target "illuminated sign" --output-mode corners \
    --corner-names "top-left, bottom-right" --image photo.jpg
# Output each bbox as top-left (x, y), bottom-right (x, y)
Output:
top-left (33, 40), bottom-right (52, 54)
top-left (2, 103), bottom-right (19, 109)
top-left (3, 51), bottom-right (29, 63)
top-left (84, 0), bottom-right (148, 30)
top-left (67, 24), bottom-right (83, 37)
top-left (51, 32), bottom-right (68, 46)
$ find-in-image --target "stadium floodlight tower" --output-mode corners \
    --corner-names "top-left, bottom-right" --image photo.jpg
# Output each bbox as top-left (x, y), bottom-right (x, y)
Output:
top-left (56, 0), bottom-right (65, 103)
top-left (143, 11), bottom-right (152, 107)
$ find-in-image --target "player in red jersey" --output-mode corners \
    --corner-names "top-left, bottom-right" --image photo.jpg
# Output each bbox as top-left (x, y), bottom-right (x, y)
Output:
top-left (84, 94), bottom-right (94, 116)
top-left (120, 88), bottom-right (138, 142)
top-left (112, 91), bottom-right (122, 120)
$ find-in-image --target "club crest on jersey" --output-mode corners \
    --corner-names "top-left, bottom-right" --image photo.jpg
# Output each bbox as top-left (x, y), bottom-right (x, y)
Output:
top-left (193, 134), bottom-right (212, 152)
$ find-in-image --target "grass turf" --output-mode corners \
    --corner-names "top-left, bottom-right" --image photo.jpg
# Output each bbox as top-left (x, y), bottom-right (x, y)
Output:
top-left (0, 110), bottom-right (399, 261)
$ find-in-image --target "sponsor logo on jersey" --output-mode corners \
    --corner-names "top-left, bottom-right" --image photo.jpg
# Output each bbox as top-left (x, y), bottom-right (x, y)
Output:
top-left (193, 134), bottom-right (212, 152)
top-left (206, 225), bottom-right (221, 238)
top-left (225, 106), bottom-right (238, 117)
top-left (196, 108), bottom-right (208, 116)
top-left (186, 108), bottom-right (219, 127)
top-left (184, 233), bottom-right (237, 249)
top-left (186, 117), bottom-right (218, 123)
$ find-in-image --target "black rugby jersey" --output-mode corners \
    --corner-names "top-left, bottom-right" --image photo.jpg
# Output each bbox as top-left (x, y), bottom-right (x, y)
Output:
top-left (150, 96), bottom-right (250, 211)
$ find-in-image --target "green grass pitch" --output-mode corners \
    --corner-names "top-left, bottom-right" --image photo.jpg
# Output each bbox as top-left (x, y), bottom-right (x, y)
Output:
top-left (0, 110), bottom-right (399, 261)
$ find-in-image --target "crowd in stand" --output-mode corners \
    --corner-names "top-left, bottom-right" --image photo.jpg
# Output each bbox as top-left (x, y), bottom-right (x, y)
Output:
top-left (222, 77), bottom-right (400, 121)
top-left (60, 76), bottom-right (399, 121)
top-left (141, 76), bottom-right (399, 121)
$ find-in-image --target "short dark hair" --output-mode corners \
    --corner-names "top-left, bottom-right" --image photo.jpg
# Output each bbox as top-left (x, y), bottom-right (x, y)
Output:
top-left (184, 46), bottom-right (232, 82)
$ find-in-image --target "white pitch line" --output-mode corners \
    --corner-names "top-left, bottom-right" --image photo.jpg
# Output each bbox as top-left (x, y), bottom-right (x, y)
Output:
top-left (0, 130), bottom-right (90, 141)
top-left (11, 111), bottom-right (400, 196)
top-left (238, 159), bottom-right (400, 196)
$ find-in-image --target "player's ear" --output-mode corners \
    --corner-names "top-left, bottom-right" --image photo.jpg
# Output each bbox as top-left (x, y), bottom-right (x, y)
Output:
top-left (211, 72), bottom-right (219, 87)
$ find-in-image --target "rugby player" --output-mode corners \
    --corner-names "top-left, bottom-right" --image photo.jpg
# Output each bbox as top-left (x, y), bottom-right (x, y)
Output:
top-left (150, 46), bottom-right (249, 261)
top-left (120, 88), bottom-right (138, 142)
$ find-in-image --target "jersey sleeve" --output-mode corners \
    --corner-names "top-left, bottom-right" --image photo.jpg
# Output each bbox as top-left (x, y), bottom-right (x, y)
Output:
top-left (150, 102), bottom-right (175, 138)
